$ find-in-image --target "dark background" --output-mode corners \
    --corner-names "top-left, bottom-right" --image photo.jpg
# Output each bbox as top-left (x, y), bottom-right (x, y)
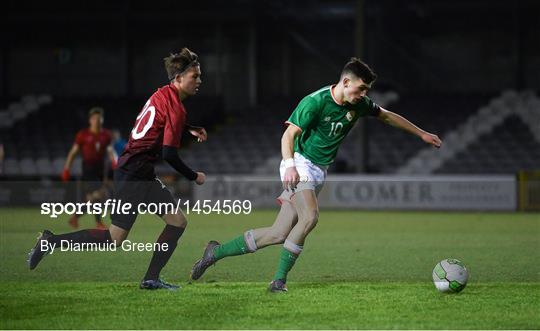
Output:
top-left (2, 0), bottom-right (538, 106)
top-left (0, 0), bottom-right (539, 177)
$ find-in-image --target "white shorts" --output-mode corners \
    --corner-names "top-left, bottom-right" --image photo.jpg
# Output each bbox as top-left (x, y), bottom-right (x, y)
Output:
top-left (277, 152), bottom-right (328, 204)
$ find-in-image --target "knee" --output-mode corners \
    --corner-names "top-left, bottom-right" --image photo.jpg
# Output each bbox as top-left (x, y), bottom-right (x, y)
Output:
top-left (108, 225), bottom-right (129, 245)
top-left (110, 232), bottom-right (126, 244)
top-left (165, 213), bottom-right (187, 228)
top-left (299, 210), bottom-right (319, 231)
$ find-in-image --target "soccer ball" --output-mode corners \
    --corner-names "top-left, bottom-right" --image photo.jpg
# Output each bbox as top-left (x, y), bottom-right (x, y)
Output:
top-left (432, 258), bottom-right (469, 293)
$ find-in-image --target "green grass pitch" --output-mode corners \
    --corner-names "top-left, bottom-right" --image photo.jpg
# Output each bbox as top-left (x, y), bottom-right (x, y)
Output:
top-left (1, 208), bottom-right (539, 329)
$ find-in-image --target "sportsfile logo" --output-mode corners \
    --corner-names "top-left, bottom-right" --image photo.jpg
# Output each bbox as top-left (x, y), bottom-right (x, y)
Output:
top-left (40, 199), bottom-right (252, 219)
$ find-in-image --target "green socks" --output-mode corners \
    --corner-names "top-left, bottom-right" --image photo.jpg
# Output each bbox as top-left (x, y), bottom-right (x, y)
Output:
top-left (213, 235), bottom-right (250, 260)
top-left (212, 233), bottom-right (302, 283)
top-left (273, 247), bottom-right (300, 282)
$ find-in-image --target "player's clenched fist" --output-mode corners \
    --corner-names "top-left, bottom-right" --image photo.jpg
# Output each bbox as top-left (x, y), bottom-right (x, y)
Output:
top-left (188, 126), bottom-right (207, 143)
top-left (421, 132), bottom-right (442, 148)
top-left (283, 166), bottom-right (300, 191)
top-left (195, 172), bottom-right (206, 185)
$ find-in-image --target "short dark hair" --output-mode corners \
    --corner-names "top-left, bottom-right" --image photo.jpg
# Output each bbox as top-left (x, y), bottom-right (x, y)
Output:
top-left (341, 58), bottom-right (377, 84)
top-left (88, 106), bottom-right (104, 118)
top-left (164, 48), bottom-right (199, 81)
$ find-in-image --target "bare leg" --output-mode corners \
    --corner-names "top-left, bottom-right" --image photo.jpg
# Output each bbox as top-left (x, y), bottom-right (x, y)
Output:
top-left (252, 201), bottom-right (298, 249)
top-left (109, 224), bottom-right (129, 244)
top-left (161, 210), bottom-right (188, 228)
top-left (269, 189), bottom-right (319, 290)
top-left (190, 200), bottom-right (298, 280)
top-left (286, 189), bottom-right (319, 245)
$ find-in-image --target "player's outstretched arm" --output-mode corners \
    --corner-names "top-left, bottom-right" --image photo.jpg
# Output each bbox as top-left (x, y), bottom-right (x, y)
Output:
top-left (377, 108), bottom-right (442, 148)
top-left (61, 143), bottom-right (80, 181)
top-left (281, 124), bottom-right (302, 190)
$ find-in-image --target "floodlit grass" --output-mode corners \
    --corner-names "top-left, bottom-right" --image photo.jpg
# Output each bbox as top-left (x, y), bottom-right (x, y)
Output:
top-left (1, 208), bottom-right (539, 329)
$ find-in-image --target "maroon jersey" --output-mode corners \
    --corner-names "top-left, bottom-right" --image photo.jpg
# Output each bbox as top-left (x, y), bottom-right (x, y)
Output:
top-left (74, 128), bottom-right (112, 167)
top-left (118, 83), bottom-right (186, 178)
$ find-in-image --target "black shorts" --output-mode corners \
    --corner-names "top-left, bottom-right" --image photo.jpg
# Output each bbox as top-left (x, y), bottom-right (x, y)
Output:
top-left (110, 168), bottom-right (175, 231)
top-left (81, 163), bottom-right (105, 195)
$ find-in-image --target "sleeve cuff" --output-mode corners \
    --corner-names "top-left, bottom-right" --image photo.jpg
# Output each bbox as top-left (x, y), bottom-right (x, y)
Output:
top-left (371, 105), bottom-right (382, 117)
top-left (284, 121), bottom-right (303, 132)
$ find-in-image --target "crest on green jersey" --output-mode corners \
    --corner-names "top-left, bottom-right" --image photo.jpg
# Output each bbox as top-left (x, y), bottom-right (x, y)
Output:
top-left (346, 111), bottom-right (355, 122)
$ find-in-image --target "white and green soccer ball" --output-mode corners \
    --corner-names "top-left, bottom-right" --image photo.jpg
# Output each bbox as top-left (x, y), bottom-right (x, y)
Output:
top-left (432, 258), bottom-right (469, 293)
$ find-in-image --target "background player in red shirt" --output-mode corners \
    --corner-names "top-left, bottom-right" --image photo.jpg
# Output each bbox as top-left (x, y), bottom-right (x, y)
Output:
top-left (28, 48), bottom-right (207, 290)
top-left (62, 107), bottom-right (116, 229)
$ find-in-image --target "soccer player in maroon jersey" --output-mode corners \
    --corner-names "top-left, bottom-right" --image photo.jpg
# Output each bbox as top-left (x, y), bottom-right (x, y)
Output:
top-left (28, 48), bottom-right (207, 290)
top-left (62, 107), bottom-right (116, 229)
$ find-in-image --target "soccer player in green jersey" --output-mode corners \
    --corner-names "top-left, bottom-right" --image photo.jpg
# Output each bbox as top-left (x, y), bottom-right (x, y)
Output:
top-left (191, 58), bottom-right (442, 292)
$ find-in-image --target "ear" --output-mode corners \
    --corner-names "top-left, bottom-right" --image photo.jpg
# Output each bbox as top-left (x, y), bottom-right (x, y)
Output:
top-left (342, 76), bottom-right (350, 88)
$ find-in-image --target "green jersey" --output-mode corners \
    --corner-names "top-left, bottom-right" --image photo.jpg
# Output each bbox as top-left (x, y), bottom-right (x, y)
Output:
top-left (286, 85), bottom-right (381, 166)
